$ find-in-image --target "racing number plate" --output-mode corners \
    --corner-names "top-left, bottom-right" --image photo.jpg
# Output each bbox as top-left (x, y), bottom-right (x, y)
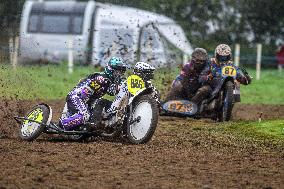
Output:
top-left (221, 66), bottom-right (237, 77)
top-left (24, 108), bottom-right (44, 124)
top-left (127, 74), bottom-right (145, 95)
top-left (163, 100), bottom-right (197, 115)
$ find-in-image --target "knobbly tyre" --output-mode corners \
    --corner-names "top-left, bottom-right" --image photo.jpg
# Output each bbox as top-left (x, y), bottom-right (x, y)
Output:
top-left (162, 64), bottom-right (250, 121)
top-left (14, 62), bottom-right (160, 144)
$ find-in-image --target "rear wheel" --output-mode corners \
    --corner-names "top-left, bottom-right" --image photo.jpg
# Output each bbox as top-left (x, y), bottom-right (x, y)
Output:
top-left (19, 104), bottom-right (50, 141)
top-left (218, 81), bottom-right (234, 121)
top-left (126, 94), bottom-right (158, 144)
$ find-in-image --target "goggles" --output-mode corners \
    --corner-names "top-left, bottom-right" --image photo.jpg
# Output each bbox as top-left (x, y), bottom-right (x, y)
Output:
top-left (216, 54), bottom-right (231, 62)
top-left (193, 59), bottom-right (206, 65)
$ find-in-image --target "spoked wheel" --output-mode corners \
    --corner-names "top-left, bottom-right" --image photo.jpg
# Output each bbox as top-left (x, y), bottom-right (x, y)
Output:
top-left (19, 104), bottom-right (51, 141)
top-left (218, 81), bottom-right (234, 122)
top-left (126, 94), bottom-right (158, 144)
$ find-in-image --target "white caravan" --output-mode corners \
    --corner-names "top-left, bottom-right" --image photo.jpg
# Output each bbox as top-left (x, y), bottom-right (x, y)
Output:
top-left (20, 0), bottom-right (193, 66)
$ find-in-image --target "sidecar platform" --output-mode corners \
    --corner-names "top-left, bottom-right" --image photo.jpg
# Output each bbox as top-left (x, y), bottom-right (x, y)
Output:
top-left (14, 116), bottom-right (96, 135)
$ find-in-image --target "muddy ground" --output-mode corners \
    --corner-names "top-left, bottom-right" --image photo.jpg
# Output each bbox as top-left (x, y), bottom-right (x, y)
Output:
top-left (0, 99), bottom-right (284, 188)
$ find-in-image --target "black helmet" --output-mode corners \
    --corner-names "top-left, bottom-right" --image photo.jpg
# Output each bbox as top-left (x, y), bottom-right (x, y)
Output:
top-left (191, 48), bottom-right (208, 71)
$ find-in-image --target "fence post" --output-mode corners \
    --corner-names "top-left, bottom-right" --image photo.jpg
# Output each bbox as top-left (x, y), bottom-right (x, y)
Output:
top-left (256, 43), bottom-right (262, 80)
top-left (68, 38), bottom-right (73, 74)
top-left (278, 64), bottom-right (283, 73)
top-left (12, 36), bottom-right (19, 69)
top-left (234, 43), bottom-right (240, 66)
top-left (9, 37), bottom-right (14, 65)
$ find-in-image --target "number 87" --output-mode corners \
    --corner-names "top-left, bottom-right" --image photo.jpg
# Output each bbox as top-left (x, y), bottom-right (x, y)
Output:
top-left (225, 67), bottom-right (234, 74)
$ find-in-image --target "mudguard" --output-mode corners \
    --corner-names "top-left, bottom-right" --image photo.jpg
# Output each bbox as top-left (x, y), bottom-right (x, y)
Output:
top-left (128, 87), bottom-right (154, 105)
top-left (38, 103), bottom-right (53, 125)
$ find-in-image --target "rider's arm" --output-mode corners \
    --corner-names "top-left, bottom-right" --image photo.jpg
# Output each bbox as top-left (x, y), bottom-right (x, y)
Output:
top-left (198, 64), bottom-right (212, 84)
top-left (236, 67), bottom-right (252, 85)
top-left (180, 62), bottom-right (193, 77)
top-left (106, 83), bottom-right (119, 96)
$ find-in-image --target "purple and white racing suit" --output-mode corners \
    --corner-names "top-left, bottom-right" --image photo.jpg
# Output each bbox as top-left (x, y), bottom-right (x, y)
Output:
top-left (60, 73), bottom-right (118, 130)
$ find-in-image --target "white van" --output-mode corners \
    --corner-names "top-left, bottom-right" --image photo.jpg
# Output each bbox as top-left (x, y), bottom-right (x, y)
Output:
top-left (20, 0), bottom-right (193, 66)
top-left (20, 0), bottom-right (95, 64)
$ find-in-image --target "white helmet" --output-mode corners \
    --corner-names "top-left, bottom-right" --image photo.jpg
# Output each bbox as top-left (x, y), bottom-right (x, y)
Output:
top-left (133, 62), bottom-right (155, 80)
top-left (215, 44), bottom-right (232, 64)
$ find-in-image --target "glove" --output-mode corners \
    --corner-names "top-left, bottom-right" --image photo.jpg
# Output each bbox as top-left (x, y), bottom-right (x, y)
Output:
top-left (245, 74), bottom-right (252, 84)
top-left (239, 67), bottom-right (252, 85)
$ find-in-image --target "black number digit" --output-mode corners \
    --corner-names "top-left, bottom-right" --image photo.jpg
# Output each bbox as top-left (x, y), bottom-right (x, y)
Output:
top-left (139, 80), bottom-right (143, 88)
top-left (131, 79), bottom-right (135, 88)
top-left (230, 68), bottom-right (235, 74)
top-left (136, 79), bottom-right (139, 88)
top-left (225, 68), bottom-right (229, 74)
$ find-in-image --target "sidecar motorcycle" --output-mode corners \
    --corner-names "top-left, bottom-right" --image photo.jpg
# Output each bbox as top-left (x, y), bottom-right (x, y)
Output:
top-left (161, 65), bottom-right (250, 121)
top-left (14, 62), bottom-right (159, 144)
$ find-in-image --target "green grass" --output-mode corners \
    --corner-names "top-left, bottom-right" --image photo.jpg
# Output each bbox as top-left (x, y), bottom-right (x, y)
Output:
top-left (218, 119), bottom-right (284, 141)
top-left (241, 69), bottom-right (284, 104)
top-left (0, 63), bottom-right (283, 104)
top-left (0, 63), bottom-right (99, 100)
top-left (189, 119), bottom-right (284, 150)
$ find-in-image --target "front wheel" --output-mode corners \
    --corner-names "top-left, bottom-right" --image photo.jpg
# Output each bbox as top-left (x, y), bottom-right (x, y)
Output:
top-left (19, 104), bottom-right (50, 141)
top-left (125, 94), bottom-right (159, 144)
top-left (218, 81), bottom-right (234, 121)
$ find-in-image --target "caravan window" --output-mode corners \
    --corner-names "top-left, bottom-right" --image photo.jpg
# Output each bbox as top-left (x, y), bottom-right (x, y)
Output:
top-left (28, 15), bottom-right (39, 32)
top-left (98, 28), bottom-right (134, 63)
top-left (42, 15), bottom-right (70, 33)
top-left (28, 2), bottom-right (86, 34)
top-left (73, 16), bottom-right (84, 34)
top-left (28, 14), bottom-right (84, 34)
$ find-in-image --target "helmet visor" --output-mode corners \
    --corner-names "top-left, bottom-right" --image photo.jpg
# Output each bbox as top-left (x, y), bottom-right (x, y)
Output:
top-left (217, 54), bottom-right (231, 62)
top-left (192, 59), bottom-right (206, 65)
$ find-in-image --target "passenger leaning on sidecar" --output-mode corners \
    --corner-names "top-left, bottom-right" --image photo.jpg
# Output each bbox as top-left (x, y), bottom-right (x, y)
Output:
top-left (208, 44), bottom-right (252, 96)
top-left (165, 48), bottom-right (212, 105)
top-left (59, 57), bottom-right (128, 131)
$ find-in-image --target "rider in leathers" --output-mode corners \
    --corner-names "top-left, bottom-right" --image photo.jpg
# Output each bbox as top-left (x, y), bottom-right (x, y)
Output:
top-left (165, 48), bottom-right (211, 105)
top-left (209, 44), bottom-right (252, 97)
top-left (59, 57), bottom-right (128, 131)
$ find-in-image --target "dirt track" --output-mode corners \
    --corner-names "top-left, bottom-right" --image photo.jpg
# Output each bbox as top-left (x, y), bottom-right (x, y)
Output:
top-left (0, 99), bottom-right (284, 188)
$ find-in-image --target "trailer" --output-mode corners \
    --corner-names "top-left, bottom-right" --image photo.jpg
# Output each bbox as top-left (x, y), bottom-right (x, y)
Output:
top-left (20, 0), bottom-right (193, 66)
